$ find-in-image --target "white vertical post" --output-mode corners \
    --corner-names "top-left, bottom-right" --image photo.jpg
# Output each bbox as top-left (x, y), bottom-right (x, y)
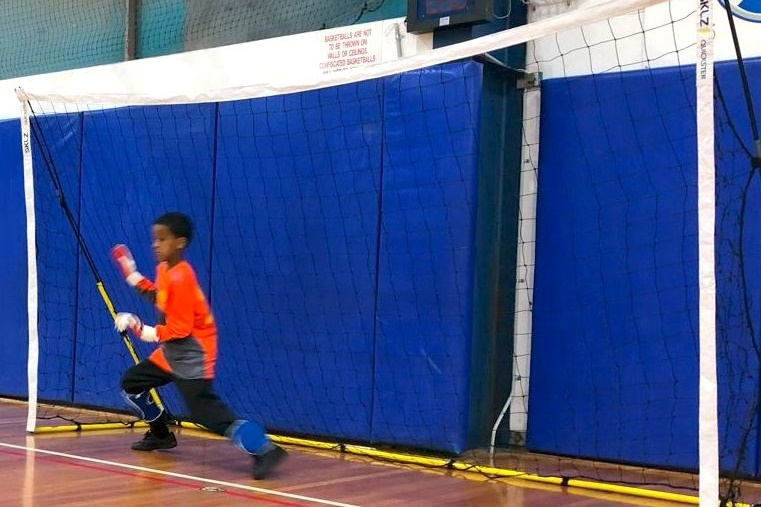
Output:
top-left (696, 0), bottom-right (718, 505)
top-left (489, 73), bottom-right (541, 453)
top-left (17, 89), bottom-right (39, 434)
top-left (507, 78), bottom-right (542, 441)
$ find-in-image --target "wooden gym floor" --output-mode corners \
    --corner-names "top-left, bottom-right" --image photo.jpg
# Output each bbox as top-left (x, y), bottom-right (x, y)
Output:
top-left (0, 400), bottom-right (722, 507)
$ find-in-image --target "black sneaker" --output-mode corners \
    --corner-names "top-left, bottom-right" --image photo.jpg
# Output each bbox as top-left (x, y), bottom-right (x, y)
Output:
top-left (131, 430), bottom-right (177, 451)
top-left (252, 445), bottom-right (287, 479)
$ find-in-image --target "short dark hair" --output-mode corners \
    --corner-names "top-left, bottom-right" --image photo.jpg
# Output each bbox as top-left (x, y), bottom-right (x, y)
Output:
top-left (154, 212), bottom-right (193, 244)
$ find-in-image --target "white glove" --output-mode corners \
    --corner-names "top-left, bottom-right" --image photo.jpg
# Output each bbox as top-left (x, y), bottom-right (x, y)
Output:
top-left (114, 312), bottom-right (158, 343)
top-left (111, 244), bottom-right (146, 287)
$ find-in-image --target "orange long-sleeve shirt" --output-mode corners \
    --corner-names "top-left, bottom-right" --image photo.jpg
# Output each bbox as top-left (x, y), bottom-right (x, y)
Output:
top-left (144, 260), bottom-right (218, 379)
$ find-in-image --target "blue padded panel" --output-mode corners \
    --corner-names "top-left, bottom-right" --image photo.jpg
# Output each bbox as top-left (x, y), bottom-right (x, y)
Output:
top-left (30, 113), bottom-right (84, 404)
top-left (213, 82), bottom-right (383, 440)
top-left (713, 57), bottom-right (761, 477)
top-left (371, 60), bottom-right (483, 453)
top-left (529, 65), bottom-right (699, 469)
top-left (0, 119), bottom-right (29, 397)
top-left (529, 58), bottom-right (761, 475)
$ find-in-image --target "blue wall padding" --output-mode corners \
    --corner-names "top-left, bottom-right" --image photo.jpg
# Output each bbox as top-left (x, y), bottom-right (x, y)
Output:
top-left (713, 58), bottom-right (761, 477)
top-left (212, 83), bottom-right (383, 441)
top-left (31, 114), bottom-right (85, 404)
top-left (529, 58), bottom-right (761, 474)
top-left (529, 65), bottom-right (700, 469)
top-left (0, 119), bottom-right (28, 397)
top-left (371, 61), bottom-right (482, 452)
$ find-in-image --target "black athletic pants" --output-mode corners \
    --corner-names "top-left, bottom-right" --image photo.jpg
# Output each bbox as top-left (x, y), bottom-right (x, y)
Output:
top-left (121, 360), bottom-right (237, 436)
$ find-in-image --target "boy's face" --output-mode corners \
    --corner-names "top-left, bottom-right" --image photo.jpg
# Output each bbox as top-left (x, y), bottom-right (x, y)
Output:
top-left (151, 224), bottom-right (187, 263)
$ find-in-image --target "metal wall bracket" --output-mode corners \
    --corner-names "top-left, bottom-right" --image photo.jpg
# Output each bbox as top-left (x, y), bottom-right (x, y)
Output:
top-left (516, 72), bottom-right (542, 90)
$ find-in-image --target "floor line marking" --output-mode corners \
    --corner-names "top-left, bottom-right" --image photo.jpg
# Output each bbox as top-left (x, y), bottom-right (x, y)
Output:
top-left (0, 441), bottom-right (364, 507)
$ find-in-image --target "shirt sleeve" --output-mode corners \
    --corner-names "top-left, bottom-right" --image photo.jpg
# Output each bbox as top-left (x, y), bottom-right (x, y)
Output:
top-left (135, 277), bottom-right (158, 304)
top-left (155, 264), bottom-right (196, 341)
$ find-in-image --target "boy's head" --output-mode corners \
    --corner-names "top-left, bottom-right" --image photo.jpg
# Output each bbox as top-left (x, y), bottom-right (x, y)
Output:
top-left (151, 212), bottom-right (193, 263)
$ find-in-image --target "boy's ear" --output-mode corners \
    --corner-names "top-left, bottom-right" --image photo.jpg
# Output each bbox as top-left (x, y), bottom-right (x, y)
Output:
top-left (178, 237), bottom-right (188, 250)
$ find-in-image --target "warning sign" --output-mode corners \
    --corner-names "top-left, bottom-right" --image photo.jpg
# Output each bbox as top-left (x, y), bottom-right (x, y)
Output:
top-left (319, 27), bottom-right (381, 73)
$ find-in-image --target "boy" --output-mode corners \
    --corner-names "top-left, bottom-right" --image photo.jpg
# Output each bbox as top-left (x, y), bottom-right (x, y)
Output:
top-left (112, 211), bottom-right (286, 480)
